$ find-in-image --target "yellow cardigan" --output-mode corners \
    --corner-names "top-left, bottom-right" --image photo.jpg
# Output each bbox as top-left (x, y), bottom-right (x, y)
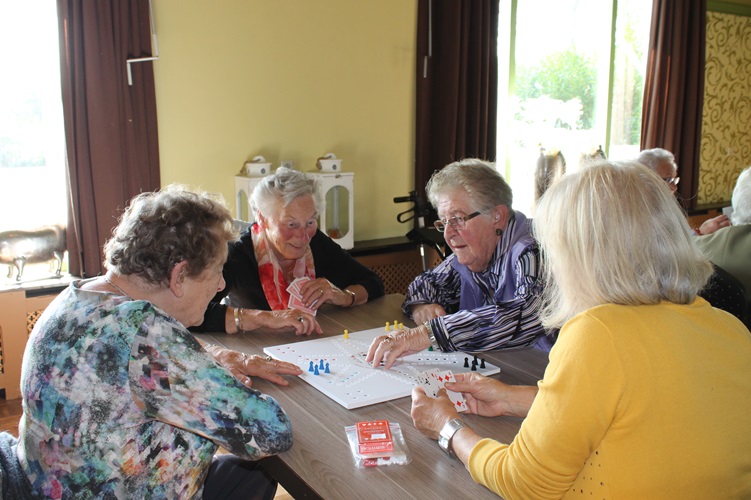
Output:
top-left (468, 298), bottom-right (751, 499)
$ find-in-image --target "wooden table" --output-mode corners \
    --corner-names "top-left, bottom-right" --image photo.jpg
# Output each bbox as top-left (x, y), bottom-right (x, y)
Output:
top-left (194, 294), bottom-right (549, 500)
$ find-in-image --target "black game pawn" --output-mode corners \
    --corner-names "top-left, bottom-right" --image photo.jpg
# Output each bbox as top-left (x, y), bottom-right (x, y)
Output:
top-left (471, 363), bottom-right (477, 372)
top-left (464, 357), bottom-right (469, 368)
top-left (480, 358), bottom-right (486, 369)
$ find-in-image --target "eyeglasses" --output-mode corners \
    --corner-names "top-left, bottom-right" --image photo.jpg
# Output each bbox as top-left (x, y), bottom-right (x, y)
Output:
top-left (434, 211), bottom-right (482, 232)
top-left (662, 176), bottom-right (680, 186)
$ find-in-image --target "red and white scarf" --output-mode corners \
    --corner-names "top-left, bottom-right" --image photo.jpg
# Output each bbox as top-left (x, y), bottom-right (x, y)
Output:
top-left (251, 223), bottom-right (316, 310)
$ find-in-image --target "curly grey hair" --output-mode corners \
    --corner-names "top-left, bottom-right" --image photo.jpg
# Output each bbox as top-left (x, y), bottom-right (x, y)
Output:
top-left (104, 184), bottom-right (235, 286)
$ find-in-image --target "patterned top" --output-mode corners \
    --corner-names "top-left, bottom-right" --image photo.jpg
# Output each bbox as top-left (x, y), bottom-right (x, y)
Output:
top-left (403, 212), bottom-right (547, 352)
top-left (17, 280), bottom-right (293, 499)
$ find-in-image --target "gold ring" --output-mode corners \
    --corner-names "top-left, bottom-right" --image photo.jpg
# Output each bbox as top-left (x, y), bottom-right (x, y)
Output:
top-left (384, 336), bottom-right (394, 345)
top-left (319, 288), bottom-right (324, 295)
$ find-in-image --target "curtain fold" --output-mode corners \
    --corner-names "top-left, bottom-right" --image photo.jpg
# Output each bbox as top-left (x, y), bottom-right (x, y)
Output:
top-left (57, 0), bottom-right (160, 277)
top-left (640, 0), bottom-right (706, 209)
top-left (415, 0), bottom-right (499, 220)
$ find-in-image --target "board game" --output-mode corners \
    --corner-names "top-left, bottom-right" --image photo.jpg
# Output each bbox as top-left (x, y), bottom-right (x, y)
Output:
top-left (264, 326), bottom-right (500, 409)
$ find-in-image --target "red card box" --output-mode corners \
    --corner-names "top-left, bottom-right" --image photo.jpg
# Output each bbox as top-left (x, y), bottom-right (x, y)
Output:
top-left (356, 420), bottom-right (394, 456)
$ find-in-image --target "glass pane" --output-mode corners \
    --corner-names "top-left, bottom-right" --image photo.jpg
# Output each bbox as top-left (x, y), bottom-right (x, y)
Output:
top-left (608, 0), bottom-right (652, 160)
top-left (324, 186), bottom-right (350, 239)
top-left (0, 1), bottom-right (66, 232)
top-left (504, 0), bottom-right (614, 216)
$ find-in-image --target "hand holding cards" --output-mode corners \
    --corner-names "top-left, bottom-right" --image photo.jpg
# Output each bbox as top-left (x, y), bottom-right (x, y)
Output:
top-left (287, 277), bottom-right (317, 315)
top-left (418, 369), bottom-right (468, 412)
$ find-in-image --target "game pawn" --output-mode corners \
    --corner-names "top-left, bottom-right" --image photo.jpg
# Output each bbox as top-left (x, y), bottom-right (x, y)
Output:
top-left (464, 357), bottom-right (469, 368)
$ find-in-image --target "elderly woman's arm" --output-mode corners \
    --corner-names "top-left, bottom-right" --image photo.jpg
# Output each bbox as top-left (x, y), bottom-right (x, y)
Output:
top-left (422, 248), bottom-right (545, 352)
top-left (402, 257), bottom-right (462, 318)
top-left (131, 314), bottom-right (293, 459)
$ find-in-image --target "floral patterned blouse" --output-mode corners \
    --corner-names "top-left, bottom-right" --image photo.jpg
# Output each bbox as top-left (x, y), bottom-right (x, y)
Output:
top-left (17, 280), bottom-right (293, 499)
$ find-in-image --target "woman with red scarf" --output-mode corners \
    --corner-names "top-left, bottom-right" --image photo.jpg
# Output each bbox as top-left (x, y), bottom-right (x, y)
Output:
top-left (194, 167), bottom-right (384, 335)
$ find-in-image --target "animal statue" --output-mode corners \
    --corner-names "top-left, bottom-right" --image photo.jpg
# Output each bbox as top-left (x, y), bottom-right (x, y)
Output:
top-left (535, 147), bottom-right (566, 204)
top-left (0, 224), bottom-right (67, 281)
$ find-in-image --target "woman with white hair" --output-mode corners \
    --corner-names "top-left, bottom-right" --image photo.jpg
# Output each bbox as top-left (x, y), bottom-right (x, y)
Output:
top-left (696, 166), bottom-right (751, 305)
top-left (195, 167), bottom-right (384, 336)
top-left (409, 162), bottom-right (751, 498)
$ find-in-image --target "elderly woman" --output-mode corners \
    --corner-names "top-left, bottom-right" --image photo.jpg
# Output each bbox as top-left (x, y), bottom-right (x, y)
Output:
top-left (367, 159), bottom-right (546, 369)
top-left (13, 186), bottom-right (302, 499)
top-left (696, 166), bottom-right (751, 304)
top-left (637, 147), bottom-right (730, 235)
top-left (410, 162), bottom-right (751, 498)
top-left (194, 167), bottom-right (384, 336)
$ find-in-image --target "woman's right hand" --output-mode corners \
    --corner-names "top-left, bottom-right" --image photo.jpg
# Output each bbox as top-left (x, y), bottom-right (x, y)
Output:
top-left (445, 372), bottom-right (537, 418)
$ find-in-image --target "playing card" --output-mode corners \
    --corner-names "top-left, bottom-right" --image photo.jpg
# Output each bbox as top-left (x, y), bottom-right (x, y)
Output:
top-left (438, 370), bottom-right (468, 413)
top-left (286, 276), bottom-right (310, 298)
top-left (419, 369), bottom-right (467, 412)
top-left (288, 292), bottom-right (317, 316)
top-left (417, 373), bottom-right (438, 397)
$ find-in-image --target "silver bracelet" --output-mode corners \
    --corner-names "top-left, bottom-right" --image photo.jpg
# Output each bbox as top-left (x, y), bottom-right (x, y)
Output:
top-left (424, 320), bottom-right (440, 351)
top-left (233, 307), bottom-right (245, 333)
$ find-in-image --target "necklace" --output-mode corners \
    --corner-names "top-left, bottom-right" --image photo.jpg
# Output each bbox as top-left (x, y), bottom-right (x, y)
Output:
top-left (104, 275), bottom-right (130, 297)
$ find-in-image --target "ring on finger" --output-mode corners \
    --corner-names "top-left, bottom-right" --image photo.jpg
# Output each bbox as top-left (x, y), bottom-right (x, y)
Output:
top-left (319, 288), bottom-right (323, 295)
top-left (264, 355), bottom-right (273, 362)
top-left (297, 316), bottom-right (304, 323)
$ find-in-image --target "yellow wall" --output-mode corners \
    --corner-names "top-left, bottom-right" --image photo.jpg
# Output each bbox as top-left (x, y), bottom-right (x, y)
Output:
top-left (154, 0), bottom-right (417, 241)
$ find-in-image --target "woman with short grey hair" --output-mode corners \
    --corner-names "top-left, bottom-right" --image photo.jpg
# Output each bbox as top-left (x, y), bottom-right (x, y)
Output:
top-left (195, 167), bottom-right (384, 336)
top-left (367, 158), bottom-right (547, 369)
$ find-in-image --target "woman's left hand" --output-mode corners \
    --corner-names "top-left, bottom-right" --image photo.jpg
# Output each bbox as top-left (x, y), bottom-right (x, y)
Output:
top-left (411, 386), bottom-right (460, 439)
top-left (298, 278), bottom-right (352, 309)
top-left (209, 348), bottom-right (303, 388)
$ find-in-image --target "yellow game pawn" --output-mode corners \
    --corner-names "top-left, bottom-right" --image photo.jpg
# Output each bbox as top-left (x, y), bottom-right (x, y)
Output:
top-left (343, 329), bottom-right (349, 339)
top-left (393, 320), bottom-right (398, 330)
top-left (385, 322), bottom-right (390, 331)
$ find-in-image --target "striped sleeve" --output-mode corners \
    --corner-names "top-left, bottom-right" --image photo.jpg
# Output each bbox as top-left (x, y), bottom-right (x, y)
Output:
top-left (402, 256), bottom-right (462, 317)
top-left (432, 247), bottom-right (544, 352)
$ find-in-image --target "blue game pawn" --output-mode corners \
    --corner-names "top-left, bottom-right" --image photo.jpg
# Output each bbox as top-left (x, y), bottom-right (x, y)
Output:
top-left (324, 362), bottom-right (330, 374)
top-left (314, 365), bottom-right (320, 375)
top-left (319, 359), bottom-right (325, 370)
top-left (308, 361), bottom-right (314, 372)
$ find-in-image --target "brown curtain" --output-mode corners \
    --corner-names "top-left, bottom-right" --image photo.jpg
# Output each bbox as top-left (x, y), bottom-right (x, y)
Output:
top-left (415, 0), bottom-right (499, 220)
top-left (57, 0), bottom-right (160, 277)
top-left (640, 0), bottom-right (706, 209)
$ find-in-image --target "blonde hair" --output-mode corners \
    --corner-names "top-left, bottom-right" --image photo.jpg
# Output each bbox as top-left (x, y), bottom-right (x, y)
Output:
top-left (533, 161), bottom-right (713, 329)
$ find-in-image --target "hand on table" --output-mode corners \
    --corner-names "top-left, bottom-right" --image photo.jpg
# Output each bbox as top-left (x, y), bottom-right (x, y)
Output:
top-left (207, 348), bottom-right (303, 387)
top-left (410, 303), bottom-right (447, 325)
top-left (698, 214), bottom-right (731, 236)
top-left (257, 309), bottom-right (322, 336)
top-left (366, 326), bottom-right (430, 369)
top-left (410, 386), bottom-right (460, 440)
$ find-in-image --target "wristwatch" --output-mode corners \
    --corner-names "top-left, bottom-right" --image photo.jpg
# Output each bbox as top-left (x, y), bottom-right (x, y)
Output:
top-left (437, 418), bottom-right (465, 458)
top-left (424, 321), bottom-right (440, 351)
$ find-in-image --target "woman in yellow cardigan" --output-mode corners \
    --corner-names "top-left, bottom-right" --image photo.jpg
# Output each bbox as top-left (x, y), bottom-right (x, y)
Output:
top-left (410, 161), bottom-right (751, 499)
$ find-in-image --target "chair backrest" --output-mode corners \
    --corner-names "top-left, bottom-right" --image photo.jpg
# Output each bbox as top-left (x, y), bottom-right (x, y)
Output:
top-left (698, 263), bottom-right (748, 325)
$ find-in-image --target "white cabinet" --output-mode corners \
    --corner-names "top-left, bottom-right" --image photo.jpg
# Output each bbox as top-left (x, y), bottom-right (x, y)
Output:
top-left (234, 172), bottom-right (354, 249)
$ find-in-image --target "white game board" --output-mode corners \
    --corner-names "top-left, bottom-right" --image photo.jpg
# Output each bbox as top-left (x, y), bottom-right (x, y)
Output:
top-left (264, 327), bottom-right (500, 409)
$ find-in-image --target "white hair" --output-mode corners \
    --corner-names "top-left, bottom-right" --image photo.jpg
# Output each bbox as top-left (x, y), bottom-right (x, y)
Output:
top-left (731, 166), bottom-right (751, 225)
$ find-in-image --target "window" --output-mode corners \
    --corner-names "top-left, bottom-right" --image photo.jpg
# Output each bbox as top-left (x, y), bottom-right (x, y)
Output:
top-left (497, 0), bottom-right (652, 215)
top-left (0, 1), bottom-right (67, 279)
